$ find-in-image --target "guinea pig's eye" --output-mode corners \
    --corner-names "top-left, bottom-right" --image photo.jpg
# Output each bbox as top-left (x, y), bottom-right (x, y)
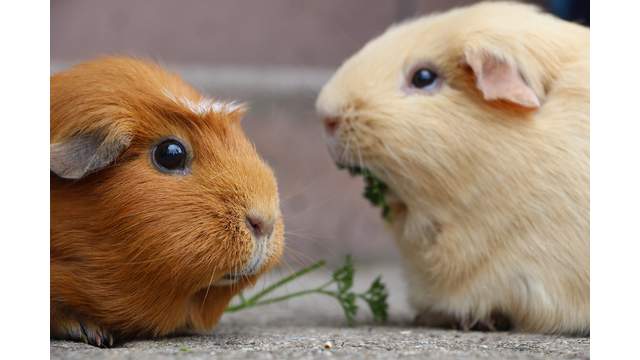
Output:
top-left (152, 139), bottom-right (188, 173)
top-left (410, 68), bottom-right (439, 90)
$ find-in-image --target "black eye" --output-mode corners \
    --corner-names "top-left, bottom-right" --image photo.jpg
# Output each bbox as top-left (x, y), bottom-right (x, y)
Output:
top-left (153, 139), bottom-right (188, 173)
top-left (410, 68), bottom-right (439, 89)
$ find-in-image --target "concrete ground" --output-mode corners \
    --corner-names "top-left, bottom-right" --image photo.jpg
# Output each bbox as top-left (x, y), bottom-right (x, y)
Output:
top-left (51, 264), bottom-right (589, 359)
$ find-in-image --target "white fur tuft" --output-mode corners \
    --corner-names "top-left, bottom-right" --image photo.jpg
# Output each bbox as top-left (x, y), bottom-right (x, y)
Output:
top-left (163, 89), bottom-right (243, 115)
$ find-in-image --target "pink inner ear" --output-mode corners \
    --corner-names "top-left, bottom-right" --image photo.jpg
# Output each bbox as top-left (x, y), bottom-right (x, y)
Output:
top-left (467, 53), bottom-right (540, 109)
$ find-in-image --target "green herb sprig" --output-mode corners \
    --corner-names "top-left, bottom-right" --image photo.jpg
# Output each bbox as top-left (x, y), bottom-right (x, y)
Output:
top-left (225, 256), bottom-right (388, 324)
top-left (339, 165), bottom-right (391, 220)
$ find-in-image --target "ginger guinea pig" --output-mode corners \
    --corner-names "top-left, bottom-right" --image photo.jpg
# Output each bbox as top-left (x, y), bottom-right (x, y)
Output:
top-left (51, 57), bottom-right (284, 347)
top-left (317, 2), bottom-right (589, 335)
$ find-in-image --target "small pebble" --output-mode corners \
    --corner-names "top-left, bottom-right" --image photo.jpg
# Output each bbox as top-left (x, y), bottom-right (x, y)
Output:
top-left (323, 341), bottom-right (333, 350)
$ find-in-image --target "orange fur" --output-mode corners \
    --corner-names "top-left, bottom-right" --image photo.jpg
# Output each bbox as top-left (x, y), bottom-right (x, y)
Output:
top-left (51, 57), bottom-right (284, 346)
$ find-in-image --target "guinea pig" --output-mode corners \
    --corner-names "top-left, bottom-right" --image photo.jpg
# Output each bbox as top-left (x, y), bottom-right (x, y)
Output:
top-left (51, 56), bottom-right (284, 347)
top-left (316, 2), bottom-right (589, 335)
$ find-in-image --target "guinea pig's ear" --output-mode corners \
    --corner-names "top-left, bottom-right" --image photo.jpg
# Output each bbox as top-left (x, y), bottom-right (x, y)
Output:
top-left (50, 131), bottom-right (131, 179)
top-left (463, 48), bottom-right (541, 109)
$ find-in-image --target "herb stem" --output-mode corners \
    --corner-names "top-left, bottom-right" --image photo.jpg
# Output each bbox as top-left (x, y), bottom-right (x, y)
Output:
top-left (226, 288), bottom-right (338, 312)
top-left (227, 260), bottom-right (326, 311)
top-left (317, 279), bottom-right (336, 290)
top-left (223, 256), bottom-right (389, 324)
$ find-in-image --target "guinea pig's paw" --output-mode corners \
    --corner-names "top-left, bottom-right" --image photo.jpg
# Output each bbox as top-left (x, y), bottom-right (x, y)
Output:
top-left (463, 311), bottom-right (513, 332)
top-left (413, 309), bottom-right (459, 329)
top-left (61, 318), bottom-right (115, 348)
top-left (78, 322), bottom-right (115, 348)
top-left (387, 198), bottom-right (407, 219)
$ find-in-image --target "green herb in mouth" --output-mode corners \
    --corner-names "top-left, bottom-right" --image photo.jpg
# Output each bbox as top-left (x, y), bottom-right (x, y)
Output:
top-left (338, 164), bottom-right (391, 221)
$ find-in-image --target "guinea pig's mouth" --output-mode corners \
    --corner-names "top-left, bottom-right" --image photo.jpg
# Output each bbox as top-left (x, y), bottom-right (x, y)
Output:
top-left (212, 239), bottom-right (270, 287)
top-left (211, 273), bottom-right (246, 286)
top-left (210, 270), bottom-right (256, 287)
top-left (336, 163), bottom-right (392, 221)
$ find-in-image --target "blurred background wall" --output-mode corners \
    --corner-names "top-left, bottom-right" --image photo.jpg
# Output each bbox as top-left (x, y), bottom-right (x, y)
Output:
top-left (51, 0), bottom-right (587, 265)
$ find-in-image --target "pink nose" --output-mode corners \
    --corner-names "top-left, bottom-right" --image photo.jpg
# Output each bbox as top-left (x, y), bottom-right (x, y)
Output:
top-left (246, 214), bottom-right (275, 239)
top-left (323, 117), bottom-right (341, 136)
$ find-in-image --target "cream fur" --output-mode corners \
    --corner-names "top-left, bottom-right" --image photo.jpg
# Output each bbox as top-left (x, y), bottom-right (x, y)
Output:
top-left (316, 2), bottom-right (589, 335)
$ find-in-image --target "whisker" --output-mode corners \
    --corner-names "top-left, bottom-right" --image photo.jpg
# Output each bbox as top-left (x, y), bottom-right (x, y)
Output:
top-left (200, 257), bottom-right (220, 307)
top-left (279, 173), bottom-right (335, 204)
top-left (282, 246), bottom-right (318, 266)
top-left (282, 190), bottom-right (343, 220)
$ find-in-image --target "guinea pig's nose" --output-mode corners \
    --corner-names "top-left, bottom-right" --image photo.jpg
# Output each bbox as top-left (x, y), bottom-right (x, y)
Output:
top-left (245, 214), bottom-right (275, 240)
top-left (323, 117), bottom-right (341, 136)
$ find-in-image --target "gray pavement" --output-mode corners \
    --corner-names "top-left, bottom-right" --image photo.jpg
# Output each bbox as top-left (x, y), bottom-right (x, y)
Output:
top-left (51, 263), bottom-right (589, 359)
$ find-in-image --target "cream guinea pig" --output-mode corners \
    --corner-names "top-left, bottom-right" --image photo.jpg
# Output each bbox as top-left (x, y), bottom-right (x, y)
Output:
top-left (316, 2), bottom-right (589, 335)
top-left (51, 57), bottom-right (284, 346)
